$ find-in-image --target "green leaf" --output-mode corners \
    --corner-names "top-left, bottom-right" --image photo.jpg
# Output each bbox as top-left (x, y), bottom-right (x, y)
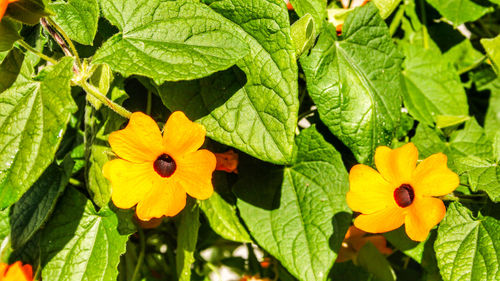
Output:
top-left (0, 58), bottom-right (77, 209)
top-left (50, 0), bottom-right (99, 45)
top-left (426, 0), bottom-right (494, 27)
top-left (372, 0), bottom-right (402, 19)
top-left (0, 208), bottom-right (9, 241)
top-left (160, 0), bottom-right (298, 164)
top-left (357, 242), bottom-right (396, 281)
top-left (413, 119), bottom-right (493, 161)
top-left (0, 47), bottom-right (24, 93)
top-left (300, 4), bottom-right (402, 163)
top-left (329, 261), bottom-right (373, 281)
top-left (88, 145), bottom-right (112, 208)
top-left (481, 35), bottom-right (500, 75)
top-left (41, 187), bottom-right (130, 281)
top-left (454, 156), bottom-right (500, 202)
top-left (176, 200), bottom-right (200, 281)
top-left (200, 191), bottom-right (251, 243)
top-left (384, 226), bottom-right (425, 263)
top-left (401, 42), bottom-right (469, 125)
top-left (4, 0), bottom-right (51, 25)
top-left (0, 19), bottom-right (21, 52)
top-left (484, 79), bottom-right (500, 139)
top-left (94, 0), bottom-right (249, 84)
top-left (289, 0), bottom-right (326, 32)
top-left (412, 118), bottom-right (492, 161)
top-left (290, 14), bottom-right (316, 58)
top-left (10, 162), bottom-right (71, 249)
top-left (235, 127), bottom-right (351, 281)
top-left (444, 40), bottom-right (484, 72)
top-left (435, 202), bottom-right (500, 281)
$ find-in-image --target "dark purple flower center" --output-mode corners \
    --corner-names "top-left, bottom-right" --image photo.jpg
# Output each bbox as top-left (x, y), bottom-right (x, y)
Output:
top-left (394, 184), bottom-right (415, 208)
top-left (153, 154), bottom-right (176, 178)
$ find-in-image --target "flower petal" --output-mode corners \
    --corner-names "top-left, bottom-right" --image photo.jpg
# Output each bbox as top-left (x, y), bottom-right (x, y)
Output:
top-left (362, 236), bottom-right (393, 255)
top-left (135, 179), bottom-right (186, 220)
top-left (174, 149), bottom-right (216, 200)
top-left (108, 112), bottom-right (163, 163)
top-left (375, 143), bottom-right (418, 185)
top-left (163, 111), bottom-right (206, 157)
top-left (103, 159), bottom-right (155, 209)
top-left (404, 197), bottom-right (445, 242)
top-left (4, 262), bottom-right (32, 281)
top-left (0, 0), bottom-right (8, 21)
top-left (353, 205), bottom-right (405, 234)
top-left (411, 153), bottom-right (459, 197)
top-left (346, 164), bottom-right (394, 214)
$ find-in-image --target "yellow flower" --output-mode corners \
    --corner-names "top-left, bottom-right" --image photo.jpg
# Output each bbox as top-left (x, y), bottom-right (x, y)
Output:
top-left (0, 0), bottom-right (17, 21)
top-left (346, 143), bottom-right (459, 241)
top-left (336, 225), bottom-right (392, 263)
top-left (103, 111), bottom-right (216, 220)
top-left (0, 261), bottom-right (33, 281)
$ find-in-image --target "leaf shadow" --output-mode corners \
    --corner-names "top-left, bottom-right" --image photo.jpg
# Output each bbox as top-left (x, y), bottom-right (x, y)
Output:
top-left (329, 212), bottom-right (352, 256)
top-left (158, 65), bottom-right (247, 121)
top-left (232, 153), bottom-right (283, 211)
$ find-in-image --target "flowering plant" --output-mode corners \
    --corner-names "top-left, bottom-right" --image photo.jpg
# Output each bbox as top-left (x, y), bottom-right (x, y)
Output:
top-left (0, 0), bottom-right (498, 280)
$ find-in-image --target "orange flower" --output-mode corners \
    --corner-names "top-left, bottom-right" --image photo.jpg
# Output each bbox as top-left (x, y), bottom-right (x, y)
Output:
top-left (103, 111), bottom-right (216, 220)
top-left (0, 0), bottom-right (17, 22)
top-left (346, 143), bottom-right (459, 241)
top-left (0, 261), bottom-right (33, 281)
top-left (215, 150), bottom-right (239, 173)
top-left (336, 225), bottom-right (392, 263)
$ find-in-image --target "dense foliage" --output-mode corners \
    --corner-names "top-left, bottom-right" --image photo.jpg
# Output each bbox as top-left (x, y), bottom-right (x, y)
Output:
top-left (0, 0), bottom-right (499, 280)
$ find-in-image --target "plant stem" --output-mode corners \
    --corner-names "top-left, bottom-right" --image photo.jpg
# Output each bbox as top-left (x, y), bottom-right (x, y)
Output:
top-left (45, 17), bottom-right (82, 70)
top-left (17, 40), bottom-right (58, 65)
top-left (297, 107), bottom-right (316, 120)
top-left (389, 3), bottom-right (406, 36)
top-left (81, 81), bottom-right (132, 119)
top-left (131, 228), bottom-right (146, 281)
top-left (418, 0), bottom-right (429, 49)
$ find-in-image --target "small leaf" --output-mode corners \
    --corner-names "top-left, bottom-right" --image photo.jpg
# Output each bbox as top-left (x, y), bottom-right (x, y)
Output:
top-left (454, 156), bottom-right (500, 202)
top-left (372, 0), bottom-right (402, 19)
top-left (290, 14), bottom-right (316, 58)
top-left (301, 4), bottom-right (402, 163)
top-left (235, 127), bottom-right (351, 281)
top-left (176, 200), bottom-right (200, 281)
top-left (10, 162), bottom-right (72, 249)
top-left (0, 58), bottom-right (77, 209)
top-left (435, 202), bottom-right (500, 281)
top-left (413, 118), bottom-right (493, 161)
top-left (289, 0), bottom-right (326, 32)
top-left (481, 35), bottom-right (500, 75)
top-left (0, 47), bottom-right (24, 93)
top-left (444, 40), bottom-right (484, 72)
top-left (88, 145), bottom-right (112, 208)
top-left (0, 19), bottom-right (21, 52)
top-left (200, 192), bottom-right (251, 243)
top-left (426, 0), bottom-right (494, 27)
top-left (94, 0), bottom-right (249, 83)
top-left (41, 187), bottom-right (131, 281)
top-left (50, 0), bottom-right (99, 45)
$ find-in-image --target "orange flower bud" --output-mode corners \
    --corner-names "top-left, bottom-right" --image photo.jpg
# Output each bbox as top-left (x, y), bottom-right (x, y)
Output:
top-left (215, 150), bottom-right (239, 174)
